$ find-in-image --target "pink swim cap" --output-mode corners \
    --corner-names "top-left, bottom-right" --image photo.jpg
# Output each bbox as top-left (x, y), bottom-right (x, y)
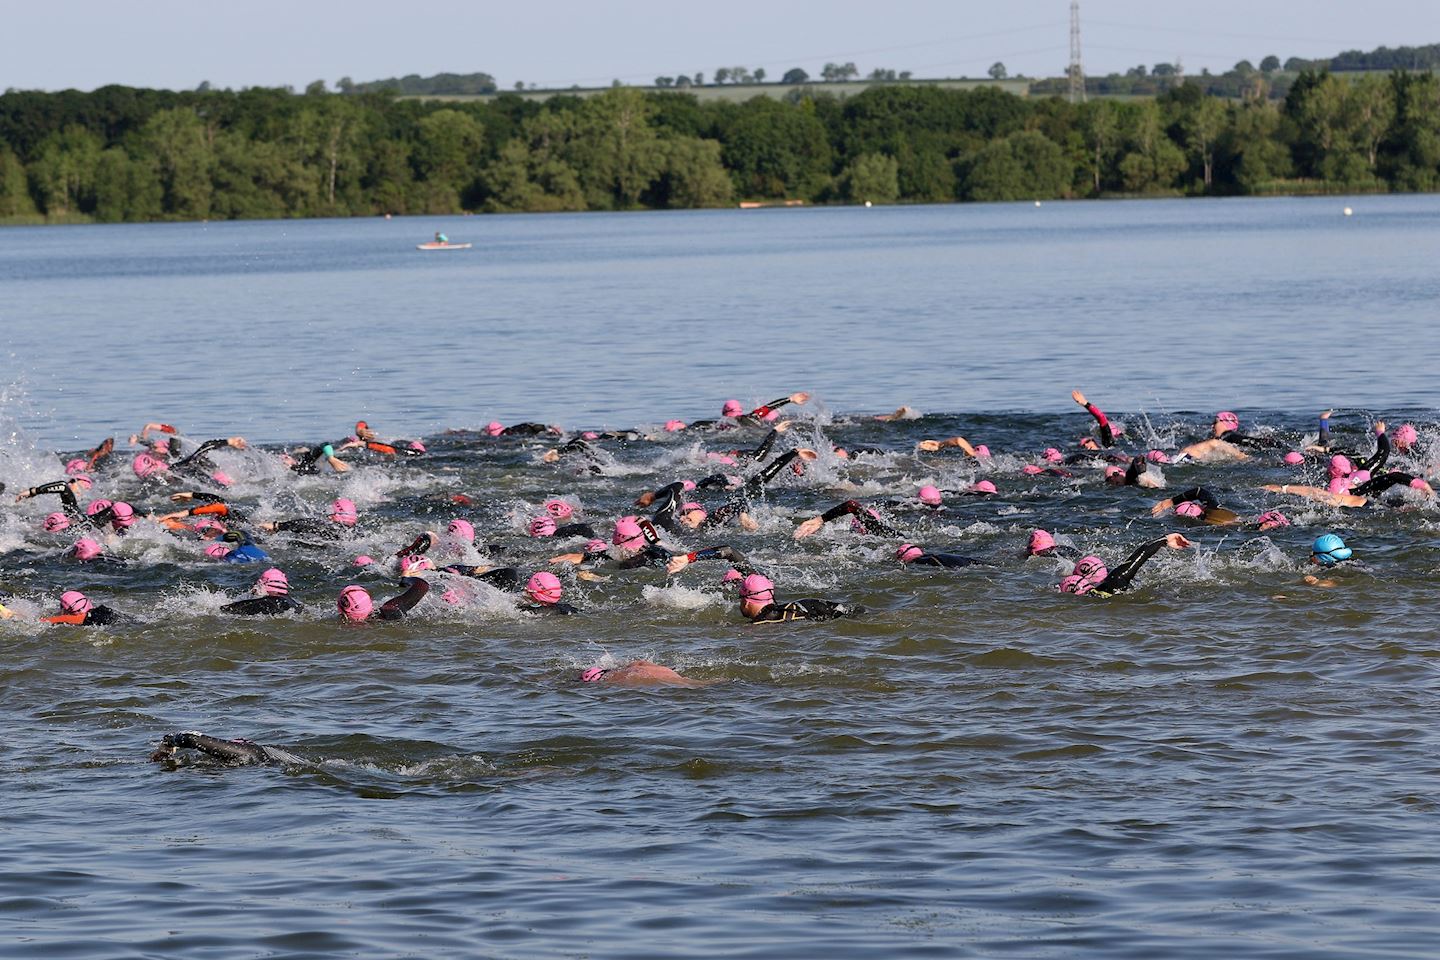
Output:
top-left (1174, 500), bottom-right (1205, 518)
top-left (582, 431), bottom-right (600, 441)
top-left (1146, 450), bottom-right (1171, 464)
top-left (1395, 423), bottom-right (1419, 449)
top-left (585, 538), bottom-right (607, 554)
top-left (353, 555), bottom-right (375, 566)
top-left (109, 501), bottom-right (135, 530)
top-left (1058, 574), bottom-right (1089, 595)
top-left (613, 516), bottom-right (644, 548)
top-left (441, 587), bottom-right (463, 605)
top-left (681, 502), bottom-right (707, 521)
top-left (1215, 411), bottom-right (1239, 428)
top-left (1104, 466), bottom-right (1126, 483)
top-left (1283, 451), bottom-right (1305, 466)
top-left (1028, 529), bottom-right (1057, 555)
top-left (257, 568), bottom-right (289, 597)
top-left (1256, 510), bottom-right (1290, 530)
top-left (338, 585), bottom-right (373, 621)
top-left (210, 469), bottom-right (233, 487)
top-left (60, 590), bottom-right (92, 615)
top-left (1328, 455), bottom-right (1353, 479)
top-left (740, 574), bottom-right (774, 604)
top-left (897, 543), bottom-right (924, 563)
top-left (681, 479), bottom-right (697, 491)
top-left (918, 485), bottom-right (942, 506)
top-left (1327, 477), bottom-right (1352, 494)
top-left (664, 419), bottom-right (686, 432)
top-left (133, 453), bottom-right (167, 479)
top-left (973, 445), bottom-right (991, 459)
top-left (722, 399), bottom-right (743, 418)
top-left (485, 421), bottom-right (505, 437)
top-left (971, 480), bottom-right (997, 495)
top-left (447, 518), bottom-right (475, 543)
top-left (43, 512), bottom-right (70, 533)
top-left (707, 453), bottom-right (737, 466)
top-left (399, 554), bottom-right (435, 575)
top-left (192, 518), bottom-right (226, 536)
top-left (1410, 477), bottom-right (1430, 490)
top-left (525, 571), bottom-right (563, 605)
top-left (1022, 464), bottom-right (1043, 475)
top-left (762, 409), bottom-right (780, 422)
top-left (408, 440), bottom-right (427, 453)
top-left (204, 542), bottom-right (233, 559)
top-left (64, 458), bottom-right (88, 476)
top-left (1060, 556), bottom-right (1108, 594)
top-left (86, 499), bottom-right (113, 518)
top-left (1043, 448), bottom-right (1063, 463)
top-left (1349, 469), bottom-right (1371, 486)
top-left (544, 499), bottom-right (573, 520)
top-left (722, 567), bottom-right (744, 585)
top-left (581, 666), bottom-right (606, 683)
top-left (529, 516), bottom-right (557, 538)
top-left (329, 498), bottom-right (358, 526)
top-left (73, 537), bottom-right (102, 561)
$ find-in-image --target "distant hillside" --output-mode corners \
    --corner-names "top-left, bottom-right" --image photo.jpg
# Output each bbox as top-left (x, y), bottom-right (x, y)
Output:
top-left (344, 72), bottom-right (497, 96)
top-left (1318, 43), bottom-right (1440, 72)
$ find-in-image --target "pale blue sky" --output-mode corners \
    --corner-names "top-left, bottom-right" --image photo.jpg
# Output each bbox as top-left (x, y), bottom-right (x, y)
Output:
top-left (5, 0), bottom-right (1435, 92)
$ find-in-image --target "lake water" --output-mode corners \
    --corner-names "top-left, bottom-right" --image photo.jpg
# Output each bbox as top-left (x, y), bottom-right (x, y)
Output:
top-left (3, 197), bottom-right (1440, 959)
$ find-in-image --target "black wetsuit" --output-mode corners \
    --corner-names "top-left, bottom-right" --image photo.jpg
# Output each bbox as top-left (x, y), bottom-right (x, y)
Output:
top-left (747, 598), bottom-right (862, 624)
top-left (522, 602), bottom-right (579, 616)
top-left (1081, 402), bottom-right (1116, 447)
top-left (151, 731), bottom-right (299, 766)
top-left (377, 577), bottom-right (429, 619)
top-left (702, 450), bottom-right (803, 530)
top-left (171, 438), bottom-right (229, 478)
top-left (1350, 470), bottom-right (1420, 497)
top-left (441, 565), bottom-right (521, 591)
top-left (905, 550), bottom-right (986, 568)
top-left (46, 604), bottom-right (124, 626)
top-left (676, 545), bottom-right (755, 575)
top-left (1318, 422), bottom-right (1390, 473)
top-left (290, 441), bottom-right (344, 474)
top-left (271, 517), bottom-right (346, 540)
top-left (1216, 429), bottom-right (1286, 451)
top-left (221, 595), bottom-right (304, 616)
top-left (1086, 538), bottom-right (1170, 598)
top-left (22, 481), bottom-right (96, 527)
top-left (813, 499), bottom-right (902, 538)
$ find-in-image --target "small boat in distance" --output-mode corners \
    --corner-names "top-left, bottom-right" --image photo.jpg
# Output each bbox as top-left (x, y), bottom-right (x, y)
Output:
top-left (416, 241), bottom-right (472, 250)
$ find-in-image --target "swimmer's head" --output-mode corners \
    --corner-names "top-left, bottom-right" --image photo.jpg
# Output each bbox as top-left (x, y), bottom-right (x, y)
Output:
top-left (1061, 556), bottom-right (1109, 594)
top-left (1146, 450), bottom-right (1171, 464)
top-left (59, 590), bottom-right (92, 615)
top-left (64, 458), bottom-right (88, 476)
top-left (1255, 510), bottom-right (1290, 530)
top-left (680, 502), bottom-right (707, 528)
top-left (1283, 451), bottom-right (1305, 466)
top-left (581, 666), bottom-right (607, 683)
top-left (525, 571), bottom-right (563, 605)
top-left (740, 574), bottom-right (774, 610)
top-left (850, 507), bottom-right (883, 533)
top-left (1043, 448), bottom-right (1064, 463)
top-left (204, 542), bottom-right (233, 559)
top-left (664, 419), bottom-right (686, 433)
top-left (1174, 500), bottom-right (1205, 519)
top-left (210, 469), bottom-right (233, 487)
top-left (1311, 533), bottom-right (1352, 567)
top-left (485, 421), bottom-right (505, 437)
top-left (256, 568), bottom-right (289, 597)
top-left (1394, 423), bottom-right (1418, 451)
top-left (72, 538), bottom-right (102, 561)
top-left (1022, 464), bottom-right (1043, 475)
top-left (1214, 411), bottom-right (1239, 435)
top-left (447, 518), bottom-right (475, 543)
top-left (132, 453), bottom-right (166, 479)
top-left (973, 444), bottom-right (991, 459)
top-left (109, 501), bottom-right (135, 530)
top-left (408, 440), bottom-right (426, 453)
top-left (917, 485), bottom-right (942, 506)
top-left (721, 568), bottom-right (744, 588)
top-left (337, 585), bottom-right (373, 621)
top-left (722, 399), bottom-right (743, 418)
top-left (970, 480), bottom-right (997, 495)
top-left (42, 512), bottom-right (70, 533)
top-left (1104, 466), bottom-right (1126, 485)
top-left (71, 475), bottom-right (93, 491)
top-left (1028, 529), bottom-right (1056, 555)
top-left (528, 516), bottom-right (557, 538)
top-left (612, 516), bottom-right (644, 549)
top-left (354, 555), bottom-right (375, 567)
top-left (86, 499), bottom-right (114, 518)
top-left (399, 554), bottom-right (435, 575)
top-left (1328, 455), bottom-right (1353, 480)
top-left (896, 543), bottom-right (924, 563)
top-left (329, 498), bottom-right (358, 527)
top-left (192, 518), bottom-right (226, 537)
top-left (544, 499), bottom-right (573, 520)
top-left (1327, 477), bottom-right (1352, 495)
top-left (582, 431), bottom-right (600, 440)
top-left (1349, 469), bottom-right (1371, 487)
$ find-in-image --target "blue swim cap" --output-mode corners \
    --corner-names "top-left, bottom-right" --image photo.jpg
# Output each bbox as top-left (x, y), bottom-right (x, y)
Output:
top-left (1311, 533), bottom-right (1352, 566)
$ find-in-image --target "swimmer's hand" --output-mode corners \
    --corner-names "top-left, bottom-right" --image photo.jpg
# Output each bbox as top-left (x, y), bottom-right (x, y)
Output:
top-left (549, 553), bottom-right (585, 565)
top-left (576, 570), bottom-right (607, 583)
top-left (797, 448), bottom-right (818, 460)
top-left (738, 512), bottom-right (759, 532)
top-left (1164, 533), bottom-right (1194, 550)
top-left (541, 450), bottom-right (560, 463)
top-left (1071, 389), bottom-right (1088, 406)
top-left (1150, 498), bottom-right (1175, 517)
top-left (916, 439), bottom-right (941, 452)
top-left (633, 490), bottom-right (656, 508)
top-left (169, 492), bottom-right (195, 503)
top-left (794, 516), bottom-right (824, 539)
top-left (1320, 410), bottom-right (1332, 421)
top-left (1374, 421), bottom-right (1386, 435)
top-left (226, 436), bottom-right (247, 450)
top-left (665, 555), bottom-right (691, 575)
top-left (789, 392), bottom-right (810, 405)
top-left (773, 420), bottom-right (792, 434)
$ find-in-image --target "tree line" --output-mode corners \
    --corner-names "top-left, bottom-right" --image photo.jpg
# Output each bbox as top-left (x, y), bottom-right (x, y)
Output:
top-left (2, 70), bottom-right (1438, 224)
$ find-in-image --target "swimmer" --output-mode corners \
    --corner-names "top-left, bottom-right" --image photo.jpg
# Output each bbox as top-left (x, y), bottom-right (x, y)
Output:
top-left (895, 543), bottom-right (987, 568)
top-left (738, 573), bottom-right (863, 624)
top-left (258, 498), bottom-right (358, 539)
top-left (214, 530), bottom-right (270, 563)
top-left (15, 478), bottom-right (100, 527)
top-left (793, 499), bottom-right (901, 539)
top-left (149, 731), bottom-right (301, 766)
top-left (1303, 532), bottom-right (1355, 587)
top-left (337, 576), bottom-right (430, 622)
top-left (40, 590), bottom-right (124, 625)
top-left (520, 571), bottom-right (578, 615)
top-left (702, 449), bottom-right (813, 532)
top-left (1058, 533), bottom-right (1193, 597)
top-left (1107, 455), bottom-right (1164, 489)
top-left (346, 420), bottom-right (425, 458)
top-left (580, 661), bottom-right (707, 687)
top-left (1070, 389), bottom-right (1116, 447)
top-left (1027, 529), bottom-right (1082, 559)
top-left (289, 440), bottom-right (350, 474)
top-left (664, 544), bottom-right (755, 576)
top-left (220, 568), bottom-right (303, 616)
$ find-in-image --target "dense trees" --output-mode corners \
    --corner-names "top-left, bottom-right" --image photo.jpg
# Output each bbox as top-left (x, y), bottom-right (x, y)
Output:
top-left (3, 70), bottom-right (1440, 223)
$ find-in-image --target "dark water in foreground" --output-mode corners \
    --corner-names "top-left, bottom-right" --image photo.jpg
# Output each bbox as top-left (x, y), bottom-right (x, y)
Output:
top-left (3, 198), bottom-right (1440, 958)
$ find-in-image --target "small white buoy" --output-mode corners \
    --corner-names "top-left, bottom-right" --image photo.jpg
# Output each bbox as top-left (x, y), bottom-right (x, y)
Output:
top-left (864, 200), bottom-right (872, 208)
top-left (1035, 200), bottom-right (1042, 207)
top-left (1343, 207), bottom-right (1353, 216)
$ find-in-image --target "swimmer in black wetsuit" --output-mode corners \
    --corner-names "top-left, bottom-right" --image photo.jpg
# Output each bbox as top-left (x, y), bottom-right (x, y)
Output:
top-left (738, 573), bottom-right (862, 624)
top-left (1312, 415), bottom-right (1390, 475)
top-left (15, 479), bottom-right (99, 527)
top-left (220, 568), bottom-right (304, 616)
top-left (1058, 533), bottom-right (1193, 597)
top-left (792, 499), bottom-right (902, 540)
top-left (337, 577), bottom-right (431, 621)
top-left (150, 731), bottom-right (302, 766)
top-left (520, 571), bottom-right (578, 615)
top-left (1071, 389), bottom-right (1116, 447)
top-left (289, 440), bottom-right (351, 474)
top-left (40, 590), bottom-right (125, 625)
top-left (664, 544), bottom-right (755, 576)
top-left (895, 543), bottom-right (987, 568)
top-left (702, 448), bottom-right (812, 532)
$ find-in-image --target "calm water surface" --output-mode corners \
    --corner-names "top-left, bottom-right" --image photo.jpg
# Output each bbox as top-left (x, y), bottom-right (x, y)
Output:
top-left (2, 198), bottom-right (1440, 958)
